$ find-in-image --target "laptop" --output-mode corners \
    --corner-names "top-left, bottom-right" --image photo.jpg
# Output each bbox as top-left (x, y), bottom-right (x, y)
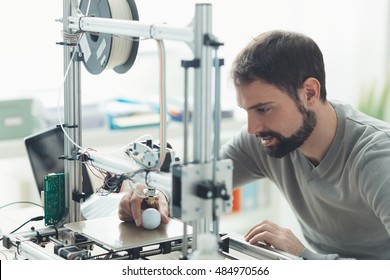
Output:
top-left (24, 126), bottom-right (94, 200)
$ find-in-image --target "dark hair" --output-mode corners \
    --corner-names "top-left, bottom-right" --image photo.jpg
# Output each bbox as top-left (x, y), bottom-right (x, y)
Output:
top-left (231, 30), bottom-right (327, 102)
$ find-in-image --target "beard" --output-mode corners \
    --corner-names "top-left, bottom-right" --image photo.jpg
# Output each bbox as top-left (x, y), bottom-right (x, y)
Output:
top-left (256, 103), bottom-right (317, 158)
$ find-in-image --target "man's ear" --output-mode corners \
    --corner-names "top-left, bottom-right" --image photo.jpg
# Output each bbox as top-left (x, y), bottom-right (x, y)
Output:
top-left (301, 77), bottom-right (321, 106)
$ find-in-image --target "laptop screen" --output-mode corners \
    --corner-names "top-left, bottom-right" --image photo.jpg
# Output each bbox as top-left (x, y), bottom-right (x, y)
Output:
top-left (24, 126), bottom-right (93, 198)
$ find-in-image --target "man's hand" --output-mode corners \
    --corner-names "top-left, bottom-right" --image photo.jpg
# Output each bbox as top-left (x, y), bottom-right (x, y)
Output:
top-left (244, 220), bottom-right (305, 256)
top-left (118, 183), bottom-right (169, 227)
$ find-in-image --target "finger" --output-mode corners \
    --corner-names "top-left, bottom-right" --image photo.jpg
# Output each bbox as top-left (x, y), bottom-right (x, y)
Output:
top-left (244, 219), bottom-right (275, 238)
top-left (118, 189), bottom-right (134, 221)
top-left (156, 191), bottom-right (169, 224)
top-left (131, 184), bottom-right (147, 226)
top-left (159, 205), bottom-right (169, 224)
top-left (245, 220), bottom-right (279, 241)
top-left (244, 223), bottom-right (261, 239)
top-left (160, 212), bottom-right (169, 224)
top-left (244, 220), bottom-right (281, 245)
top-left (246, 223), bottom-right (305, 256)
top-left (248, 230), bottom-right (278, 247)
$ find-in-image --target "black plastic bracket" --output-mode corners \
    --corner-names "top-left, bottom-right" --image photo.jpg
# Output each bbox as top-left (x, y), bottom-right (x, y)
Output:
top-left (181, 59), bottom-right (200, 69)
top-left (204, 33), bottom-right (224, 48)
top-left (72, 191), bottom-right (87, 203)
top-left (196, 180), bottom-right (230, 201)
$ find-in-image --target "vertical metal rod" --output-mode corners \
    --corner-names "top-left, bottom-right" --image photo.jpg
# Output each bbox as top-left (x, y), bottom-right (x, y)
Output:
top-left (63, 0), bottom-right (72, 224)
top-left (66, 57), bottom-right (76, 223)
top-left (191, 4), bottom-right (214, 250)
top-left (72, 51), bottom-right (83, 222)
top-left (212, 51), bottom-right (222, 238)
top-left (193, 4), bottom-right (212, 164)
top-left (63, 0), bottom-right (83, 223)
top-left (182, 222), bottom-right (188, 259)
top-left (182, 66), bottom-right (190, 259)
top-left (212, 53), bottom-right (221, 183)
top-left (191, 220), bottom-right (197, 252)
top-left (183, 67), bottom-right (189, 165)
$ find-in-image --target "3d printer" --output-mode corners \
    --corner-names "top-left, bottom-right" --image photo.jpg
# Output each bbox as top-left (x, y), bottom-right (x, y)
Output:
top-left (2, 0), bottom-right (298, 260)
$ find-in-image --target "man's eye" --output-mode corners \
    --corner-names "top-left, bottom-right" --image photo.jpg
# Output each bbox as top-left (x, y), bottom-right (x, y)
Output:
top-left (257, 107), bottom-right (270, 113)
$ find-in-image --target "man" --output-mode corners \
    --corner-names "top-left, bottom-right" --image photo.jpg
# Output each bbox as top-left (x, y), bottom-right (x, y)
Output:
top-left (118, 30), bottom-right (390, 259)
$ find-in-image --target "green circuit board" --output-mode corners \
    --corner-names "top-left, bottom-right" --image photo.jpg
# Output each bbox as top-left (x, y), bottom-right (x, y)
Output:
top-left (43, 173), bottom-right (65, 226)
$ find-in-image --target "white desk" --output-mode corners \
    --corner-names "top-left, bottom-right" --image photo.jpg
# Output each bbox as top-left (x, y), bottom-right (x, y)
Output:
top-left (0, 205), bottom-right (45, 260)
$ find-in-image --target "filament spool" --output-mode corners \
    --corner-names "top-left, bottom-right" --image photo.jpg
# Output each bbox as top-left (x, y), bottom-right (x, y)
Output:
top-left (79, 0), bottom-right (139, 75)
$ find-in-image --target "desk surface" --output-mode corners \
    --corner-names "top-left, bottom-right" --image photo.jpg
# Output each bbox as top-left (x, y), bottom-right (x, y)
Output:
top-left (0, 205), bottom-right (44, 234)
top-left (0, 205), bottom-right (45, 260)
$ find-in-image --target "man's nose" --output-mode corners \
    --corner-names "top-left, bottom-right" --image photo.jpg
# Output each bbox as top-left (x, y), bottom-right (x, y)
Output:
top-left (247, 114), bottom-right (264, 135)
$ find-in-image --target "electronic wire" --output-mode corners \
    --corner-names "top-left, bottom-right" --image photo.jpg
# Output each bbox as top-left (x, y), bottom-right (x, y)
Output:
top-left (0, 216), bottom-right (44, 242)
top-left (156, 39), bottom-right (168, 171)
top-left (0, 201), bottom-right (43, 210)
top-left (57, 1), bottom-right (169, 181)
top-left (57, 33), bottom-right (84, 151)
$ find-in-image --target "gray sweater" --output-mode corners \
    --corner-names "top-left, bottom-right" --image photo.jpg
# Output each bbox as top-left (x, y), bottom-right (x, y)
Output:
top-left (220, 101), bottom-right (390, 259)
